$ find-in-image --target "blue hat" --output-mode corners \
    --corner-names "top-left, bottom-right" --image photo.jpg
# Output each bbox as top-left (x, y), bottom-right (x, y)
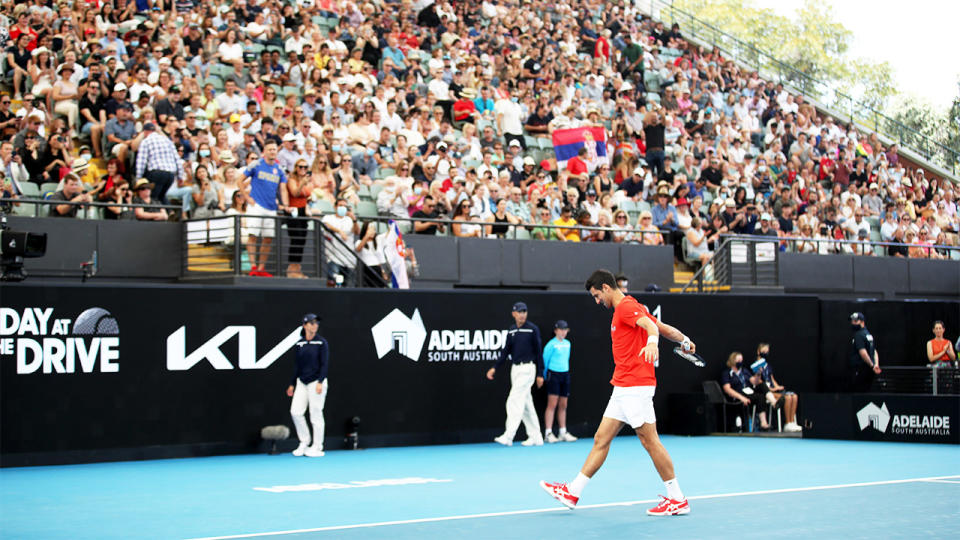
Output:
top-left (302, 313), bottom-right (320, 324)
top-left (512, 301), bottom-right (528, 312)
top-left (554, 320), bottom-right (568, 329)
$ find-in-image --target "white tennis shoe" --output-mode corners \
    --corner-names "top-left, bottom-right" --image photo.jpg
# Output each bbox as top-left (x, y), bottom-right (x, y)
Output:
top-left (521, 436), bottom-right (544, 446)
top-left (494, 434), bottom-right (513, 446)
top-left (545, 432), bottom-right (560, 443)
top-left (305, 446), bottom-right (325, 457)
top-left (560, 432), bottom-right (578, 442)
top-left (292, 443), bottom-right (308, 456)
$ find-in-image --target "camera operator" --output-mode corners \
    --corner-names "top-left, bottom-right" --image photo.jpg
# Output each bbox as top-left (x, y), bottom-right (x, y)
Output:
top-left (50, 175), bottom-right (92, 218)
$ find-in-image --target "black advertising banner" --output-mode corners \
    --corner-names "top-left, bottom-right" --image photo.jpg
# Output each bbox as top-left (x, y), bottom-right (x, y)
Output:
top-left (1, 282), bottom-right (954, 465)
top-left (802, 393), bottom-right (960, 444)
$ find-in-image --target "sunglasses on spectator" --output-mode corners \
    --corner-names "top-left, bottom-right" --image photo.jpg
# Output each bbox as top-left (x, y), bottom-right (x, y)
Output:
top-left (296, 164), bottom-right (308, 169)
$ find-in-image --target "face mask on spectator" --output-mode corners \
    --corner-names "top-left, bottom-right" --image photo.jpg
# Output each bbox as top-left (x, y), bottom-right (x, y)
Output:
top-left (337, 206), bottom-right (347, 217)
top-left (131, 41), bottom-right (139, 47)
top-left (199, 149), bottom-right (210, 157)
top-left (81, 153), bottom-right (92, 162)
top-left (414, 186), bottom-right (423, 195)
top-left (366, 149), bottom-right (375, 157)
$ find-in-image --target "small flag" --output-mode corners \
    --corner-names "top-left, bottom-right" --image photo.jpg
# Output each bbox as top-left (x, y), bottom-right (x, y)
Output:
top-left (384, 221), bottom-right (409, 289)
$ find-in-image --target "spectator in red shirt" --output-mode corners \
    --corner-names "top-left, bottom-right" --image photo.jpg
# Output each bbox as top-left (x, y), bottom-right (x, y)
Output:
top-left (452, 88), bottom-right (478, 123)
top-left (594, 30), bottom-right (612, 63)
top-left (566, 147), bottom-right (589, 182)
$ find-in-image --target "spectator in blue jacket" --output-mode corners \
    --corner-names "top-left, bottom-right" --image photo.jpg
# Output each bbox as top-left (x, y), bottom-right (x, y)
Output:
top-left (543, 320), bottom-right (578, 443)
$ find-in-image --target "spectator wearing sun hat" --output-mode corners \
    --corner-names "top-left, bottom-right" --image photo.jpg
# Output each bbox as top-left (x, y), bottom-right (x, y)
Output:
top-left (453, 87), bottom-right (479, 123)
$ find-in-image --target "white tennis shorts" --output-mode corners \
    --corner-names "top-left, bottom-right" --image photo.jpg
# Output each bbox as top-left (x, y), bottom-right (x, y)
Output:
top-left (245, 203), bottom-right (277, 238)
top-left (603, 386), bottom-right (657, 428)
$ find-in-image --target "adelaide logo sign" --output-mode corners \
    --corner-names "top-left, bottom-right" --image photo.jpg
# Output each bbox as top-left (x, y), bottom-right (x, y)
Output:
top-left (1, 306), bottom-right (120, 374)
top-left (371, 308), bottom-right (508, 363)
top-left (857, 401), bottom-right (952, 439)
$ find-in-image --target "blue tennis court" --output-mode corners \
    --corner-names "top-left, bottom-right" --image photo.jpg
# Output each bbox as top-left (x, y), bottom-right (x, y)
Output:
top-left (2, 436), bottom-right (957, 539)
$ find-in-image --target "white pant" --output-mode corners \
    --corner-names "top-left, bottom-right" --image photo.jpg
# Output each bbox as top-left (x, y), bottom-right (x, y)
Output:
top-left (502, 363), bottom-right (541, 439)
top-left (290, 378), bottom-right (328, 448)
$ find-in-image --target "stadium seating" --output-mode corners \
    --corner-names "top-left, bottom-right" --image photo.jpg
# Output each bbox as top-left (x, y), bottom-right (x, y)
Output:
top-left (5, 0), bottom-right (955, 277)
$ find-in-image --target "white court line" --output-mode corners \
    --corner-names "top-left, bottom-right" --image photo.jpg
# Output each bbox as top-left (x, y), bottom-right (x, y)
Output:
top-left (920, 479), bottom-right (960, 485)
top-left (184, 474), bottom-right (960, 540)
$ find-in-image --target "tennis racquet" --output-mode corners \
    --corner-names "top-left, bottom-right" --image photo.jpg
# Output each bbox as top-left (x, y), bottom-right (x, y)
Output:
top-left (673, 347), bottom-right (705, 368)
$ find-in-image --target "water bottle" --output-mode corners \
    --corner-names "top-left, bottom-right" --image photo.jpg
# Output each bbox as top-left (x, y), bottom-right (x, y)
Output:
top-left (735, 416), bottom-right (743, 433)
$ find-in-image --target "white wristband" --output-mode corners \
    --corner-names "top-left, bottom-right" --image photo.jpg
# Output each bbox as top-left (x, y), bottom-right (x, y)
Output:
top-left (646, 335), bottom-right (659, 346)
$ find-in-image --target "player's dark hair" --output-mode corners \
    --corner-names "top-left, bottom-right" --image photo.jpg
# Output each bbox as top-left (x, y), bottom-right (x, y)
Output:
top-left (933, 320), bottom-right (944, 328)
top-left (584, 269), bottom-right (617, 291)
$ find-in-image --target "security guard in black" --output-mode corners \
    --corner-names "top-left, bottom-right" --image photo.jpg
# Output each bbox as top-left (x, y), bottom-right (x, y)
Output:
top-left (849, 312), bottom-right (879, 392)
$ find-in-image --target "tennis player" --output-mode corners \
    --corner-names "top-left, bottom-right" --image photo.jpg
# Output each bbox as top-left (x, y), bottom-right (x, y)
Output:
top-left (541, 269), bottom-right (696, 516)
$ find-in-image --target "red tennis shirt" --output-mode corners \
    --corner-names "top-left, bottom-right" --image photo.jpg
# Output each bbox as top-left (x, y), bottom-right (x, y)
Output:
top-left (609, 295), bottom-right (657, 387)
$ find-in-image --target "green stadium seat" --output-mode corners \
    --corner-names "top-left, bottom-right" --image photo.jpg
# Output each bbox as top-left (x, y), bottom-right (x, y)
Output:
top-left (356, 201), bottom-right (379, 218)
top-left (369, 184), bottom-right (384, 201)
top-left (637, 201), bottom-right (652, 214)
top-left (40, 182), bottom-right (60, 196)
top-left (514, 227), bottom-right (531, 240)
top-left (311, 199), bottom-right (335, 215)
top-left (19, 183), bottom-right (39, 197)
top-left (12, 201), bottom-right (37, 217)
top-left (619, 199), bottom-right (637, 212)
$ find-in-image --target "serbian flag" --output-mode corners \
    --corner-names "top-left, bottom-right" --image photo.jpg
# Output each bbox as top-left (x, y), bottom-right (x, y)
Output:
top-left (384, 220), bottom-right (409, 289)
top-left (552, 126), bottom-right (608, 171)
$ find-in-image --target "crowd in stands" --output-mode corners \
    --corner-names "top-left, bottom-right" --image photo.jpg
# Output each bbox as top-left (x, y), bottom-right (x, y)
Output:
top-left (1, 0), bottom-right (958, 274)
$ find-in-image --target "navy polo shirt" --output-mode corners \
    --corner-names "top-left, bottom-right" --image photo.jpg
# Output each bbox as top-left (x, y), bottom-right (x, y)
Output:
top-left (495, 321), bottom-right (544, 374)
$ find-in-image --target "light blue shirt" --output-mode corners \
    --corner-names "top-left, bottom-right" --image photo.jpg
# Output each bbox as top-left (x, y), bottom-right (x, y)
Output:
top-left (651, 203), bottom-right (678, 231)
top-left (543, 337), bottom-right (571, 375)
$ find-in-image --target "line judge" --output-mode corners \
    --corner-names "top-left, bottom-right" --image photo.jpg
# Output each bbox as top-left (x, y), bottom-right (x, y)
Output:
top-left (486, 301), bottom-right (545, 447)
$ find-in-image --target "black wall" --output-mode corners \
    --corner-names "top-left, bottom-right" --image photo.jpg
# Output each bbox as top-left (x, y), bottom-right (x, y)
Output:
top-left (7, 217), bottom-right (181, 279)
top-left (0, 283), bottom-right (956, 465)
top-left (404, 236), bottom-right (675, 291)
top-left (780, 253), bottom-right (960, 299)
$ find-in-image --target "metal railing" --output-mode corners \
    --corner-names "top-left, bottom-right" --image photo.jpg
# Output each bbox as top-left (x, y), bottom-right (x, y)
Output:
top-left (182, 214), bottom-right (389, 287)
top-left (680, 236), bottom-right (733, 292)
top-left (359, 212), bottom-right (672, 243)
top-left (1, 196), bottom-right (179, 218)
top-left (648, 0), bottom-right (959, 177)
top-left (874, 365), bottom-right (959, 395)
